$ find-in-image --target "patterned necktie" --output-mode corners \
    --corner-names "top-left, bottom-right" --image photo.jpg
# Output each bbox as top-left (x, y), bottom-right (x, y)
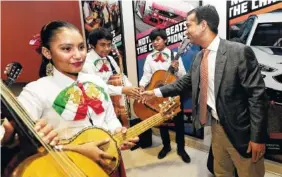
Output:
top-left (199, 49), bottom-right (210, 125)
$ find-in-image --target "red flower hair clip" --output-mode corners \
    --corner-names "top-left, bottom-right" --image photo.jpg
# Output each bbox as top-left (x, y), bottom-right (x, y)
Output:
top-left (29, 34), bottom-right (42, 54)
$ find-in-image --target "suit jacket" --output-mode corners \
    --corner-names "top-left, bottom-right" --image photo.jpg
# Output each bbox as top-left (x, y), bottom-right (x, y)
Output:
top-left (160, 39), bottom-right (268, 157)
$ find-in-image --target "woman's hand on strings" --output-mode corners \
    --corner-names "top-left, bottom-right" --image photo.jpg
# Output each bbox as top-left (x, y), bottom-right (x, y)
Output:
top-left (34, 119), bottom-right (59, 146)
top-left (115, 127), bottom-right (139, 150)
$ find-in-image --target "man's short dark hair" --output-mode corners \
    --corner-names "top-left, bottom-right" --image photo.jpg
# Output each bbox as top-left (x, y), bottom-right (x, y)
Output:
top-left (149, 28), bottom-right (167, 41)
top-left (187, 5), bottom-right (219, 34)
top-left (88, 27), bottom-right (113, 46)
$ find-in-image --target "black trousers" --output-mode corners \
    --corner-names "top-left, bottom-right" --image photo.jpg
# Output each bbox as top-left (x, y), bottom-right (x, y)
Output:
top-left (130, 118), bottom-right (152, 148)
top-left (160, 110), bottom-right (185, 151)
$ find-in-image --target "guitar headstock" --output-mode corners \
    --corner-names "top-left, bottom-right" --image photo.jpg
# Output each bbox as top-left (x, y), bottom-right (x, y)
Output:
top-left (159, 96), bottom-right (181, 121)
top-left (178, 37), bottom-right (192, 55)
top-left (4, 62), bottom-right (23, 87)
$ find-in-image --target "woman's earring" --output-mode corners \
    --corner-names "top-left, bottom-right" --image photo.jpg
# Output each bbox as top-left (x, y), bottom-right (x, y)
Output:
top-left (46, 62), bottom-right (53, 76)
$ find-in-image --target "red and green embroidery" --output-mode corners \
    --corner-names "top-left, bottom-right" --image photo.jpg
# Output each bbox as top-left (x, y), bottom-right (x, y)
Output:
top-left (94, 59), bottom-right (110, 72)
top-left (52, 82), bottom-right (108, 121)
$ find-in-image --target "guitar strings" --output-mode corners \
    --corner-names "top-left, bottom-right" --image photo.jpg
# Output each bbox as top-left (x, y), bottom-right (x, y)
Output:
top-left (114, 105), bottom-right (177, 144)
top-left (1, 82), bottom-right (83, 177)
top-left (114, 99), bottom-right (177, 143)
top-left (4, 85), bottom-right (86, 177)
top-left (2, 80), bottom-right (178, 176)
top-left (1, 81), bottom-right (86, 177)
top-left (114, 114), bottom-right (163, 144)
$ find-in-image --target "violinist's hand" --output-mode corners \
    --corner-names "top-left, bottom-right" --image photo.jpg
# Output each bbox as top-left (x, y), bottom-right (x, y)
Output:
top-left (56, 139), bottom-right (115, 172)
top-left (140, 90), bottom-right (156, 104)
top-left (34, 119), bottom-right (59, 146)
top-left (115, 127), bottom-right (139, 150)
top-left (122, 86), bottom-right (140, 99)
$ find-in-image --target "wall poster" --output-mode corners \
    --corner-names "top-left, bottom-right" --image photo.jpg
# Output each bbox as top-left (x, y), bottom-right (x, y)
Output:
top-left (227, 0), bottom-right (282, 163)
top-left (133, 0), bottom-right (203, 139)
top-left (81, 0), bottom-right (127, 74)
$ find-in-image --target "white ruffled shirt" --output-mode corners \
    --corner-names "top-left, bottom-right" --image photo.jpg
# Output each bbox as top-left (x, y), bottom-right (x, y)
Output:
top-left (17, 68), bottom-right (121, 140)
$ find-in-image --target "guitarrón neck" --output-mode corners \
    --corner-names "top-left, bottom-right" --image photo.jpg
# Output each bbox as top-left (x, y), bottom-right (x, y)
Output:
top-left (113, 113), bottom-right (164, 146)
top-left (173, 53), bottom-right (180, 61)
top-left (1, 80), bottom-right (43, 148)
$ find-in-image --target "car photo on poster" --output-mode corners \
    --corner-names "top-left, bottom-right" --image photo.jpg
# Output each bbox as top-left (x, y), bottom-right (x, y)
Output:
top-left (134, 0), bottom-right (197, 31)
top-left (230, 12), bottom-right (282, 105)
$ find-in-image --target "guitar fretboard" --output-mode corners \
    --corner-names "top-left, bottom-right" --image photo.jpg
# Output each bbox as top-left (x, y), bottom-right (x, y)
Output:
top-left (113, 113), bottom-right (165, 146)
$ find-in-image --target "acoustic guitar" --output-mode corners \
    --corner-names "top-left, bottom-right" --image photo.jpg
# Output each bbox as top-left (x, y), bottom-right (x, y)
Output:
top-left (1, 78), bottom-right (180, 177)
top-left (133, 38), bottom-right (192, 120)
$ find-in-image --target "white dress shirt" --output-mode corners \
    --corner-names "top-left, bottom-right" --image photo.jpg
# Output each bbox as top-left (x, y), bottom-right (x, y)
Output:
top-left (155, 36), bottom-right (220, 120)
top-left (18, 68), bottom-right (122, 139)
top-left (82, 49), bottom-right (132, 96)
top-left (139, 47), bottom-right (186, 87)
top-left (206, 35), bottom-right (220, 120)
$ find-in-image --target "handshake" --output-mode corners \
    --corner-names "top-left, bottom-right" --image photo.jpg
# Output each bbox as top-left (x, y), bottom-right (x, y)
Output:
top-left (121, 86), bottom-right (156, 103)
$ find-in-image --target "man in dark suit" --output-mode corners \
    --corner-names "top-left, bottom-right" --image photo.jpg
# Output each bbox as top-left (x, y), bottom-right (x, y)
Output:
top-left (142, 5), bottom-right (268, 177)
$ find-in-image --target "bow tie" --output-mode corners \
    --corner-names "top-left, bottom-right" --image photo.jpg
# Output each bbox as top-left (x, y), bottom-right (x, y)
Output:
top-left (153, 52), bottom-right (168, 62)
top-left (99, 63), bottom-right (110, 72)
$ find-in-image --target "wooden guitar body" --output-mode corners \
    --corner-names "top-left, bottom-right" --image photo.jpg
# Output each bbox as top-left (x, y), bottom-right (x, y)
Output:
top-left (107, 74), bottom-right (130, 127)
top-left (107, 44), bottom-right (131, 128)
top-left (13, 127), bottom-right (119, 177)
top-left (13, 95), bottom-right (181, 177)
top-left (133, 70), bottom-right (178, 121)
top-left (2, 64), bottom-right (180, 177)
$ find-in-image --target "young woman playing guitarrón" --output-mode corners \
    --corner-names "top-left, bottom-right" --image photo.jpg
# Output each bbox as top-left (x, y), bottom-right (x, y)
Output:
top-left (17, 20), bottom-right (138, 177)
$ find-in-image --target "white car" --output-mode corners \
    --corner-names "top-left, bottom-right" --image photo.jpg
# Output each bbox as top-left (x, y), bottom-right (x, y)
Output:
top-left (230, 13), bottom-right (282, 104)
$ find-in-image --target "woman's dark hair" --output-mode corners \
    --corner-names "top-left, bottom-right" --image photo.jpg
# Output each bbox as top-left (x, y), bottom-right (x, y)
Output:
top-left (39, 20), bottom-right (79, 77)
top-left (88, 27), bottom-right (113, 47)
top-left (149, 28), bottom-right (167, 41)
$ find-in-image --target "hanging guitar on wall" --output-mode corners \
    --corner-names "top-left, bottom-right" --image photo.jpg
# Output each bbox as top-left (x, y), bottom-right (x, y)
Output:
top-left (133, 38), bottom-right (192, 121)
